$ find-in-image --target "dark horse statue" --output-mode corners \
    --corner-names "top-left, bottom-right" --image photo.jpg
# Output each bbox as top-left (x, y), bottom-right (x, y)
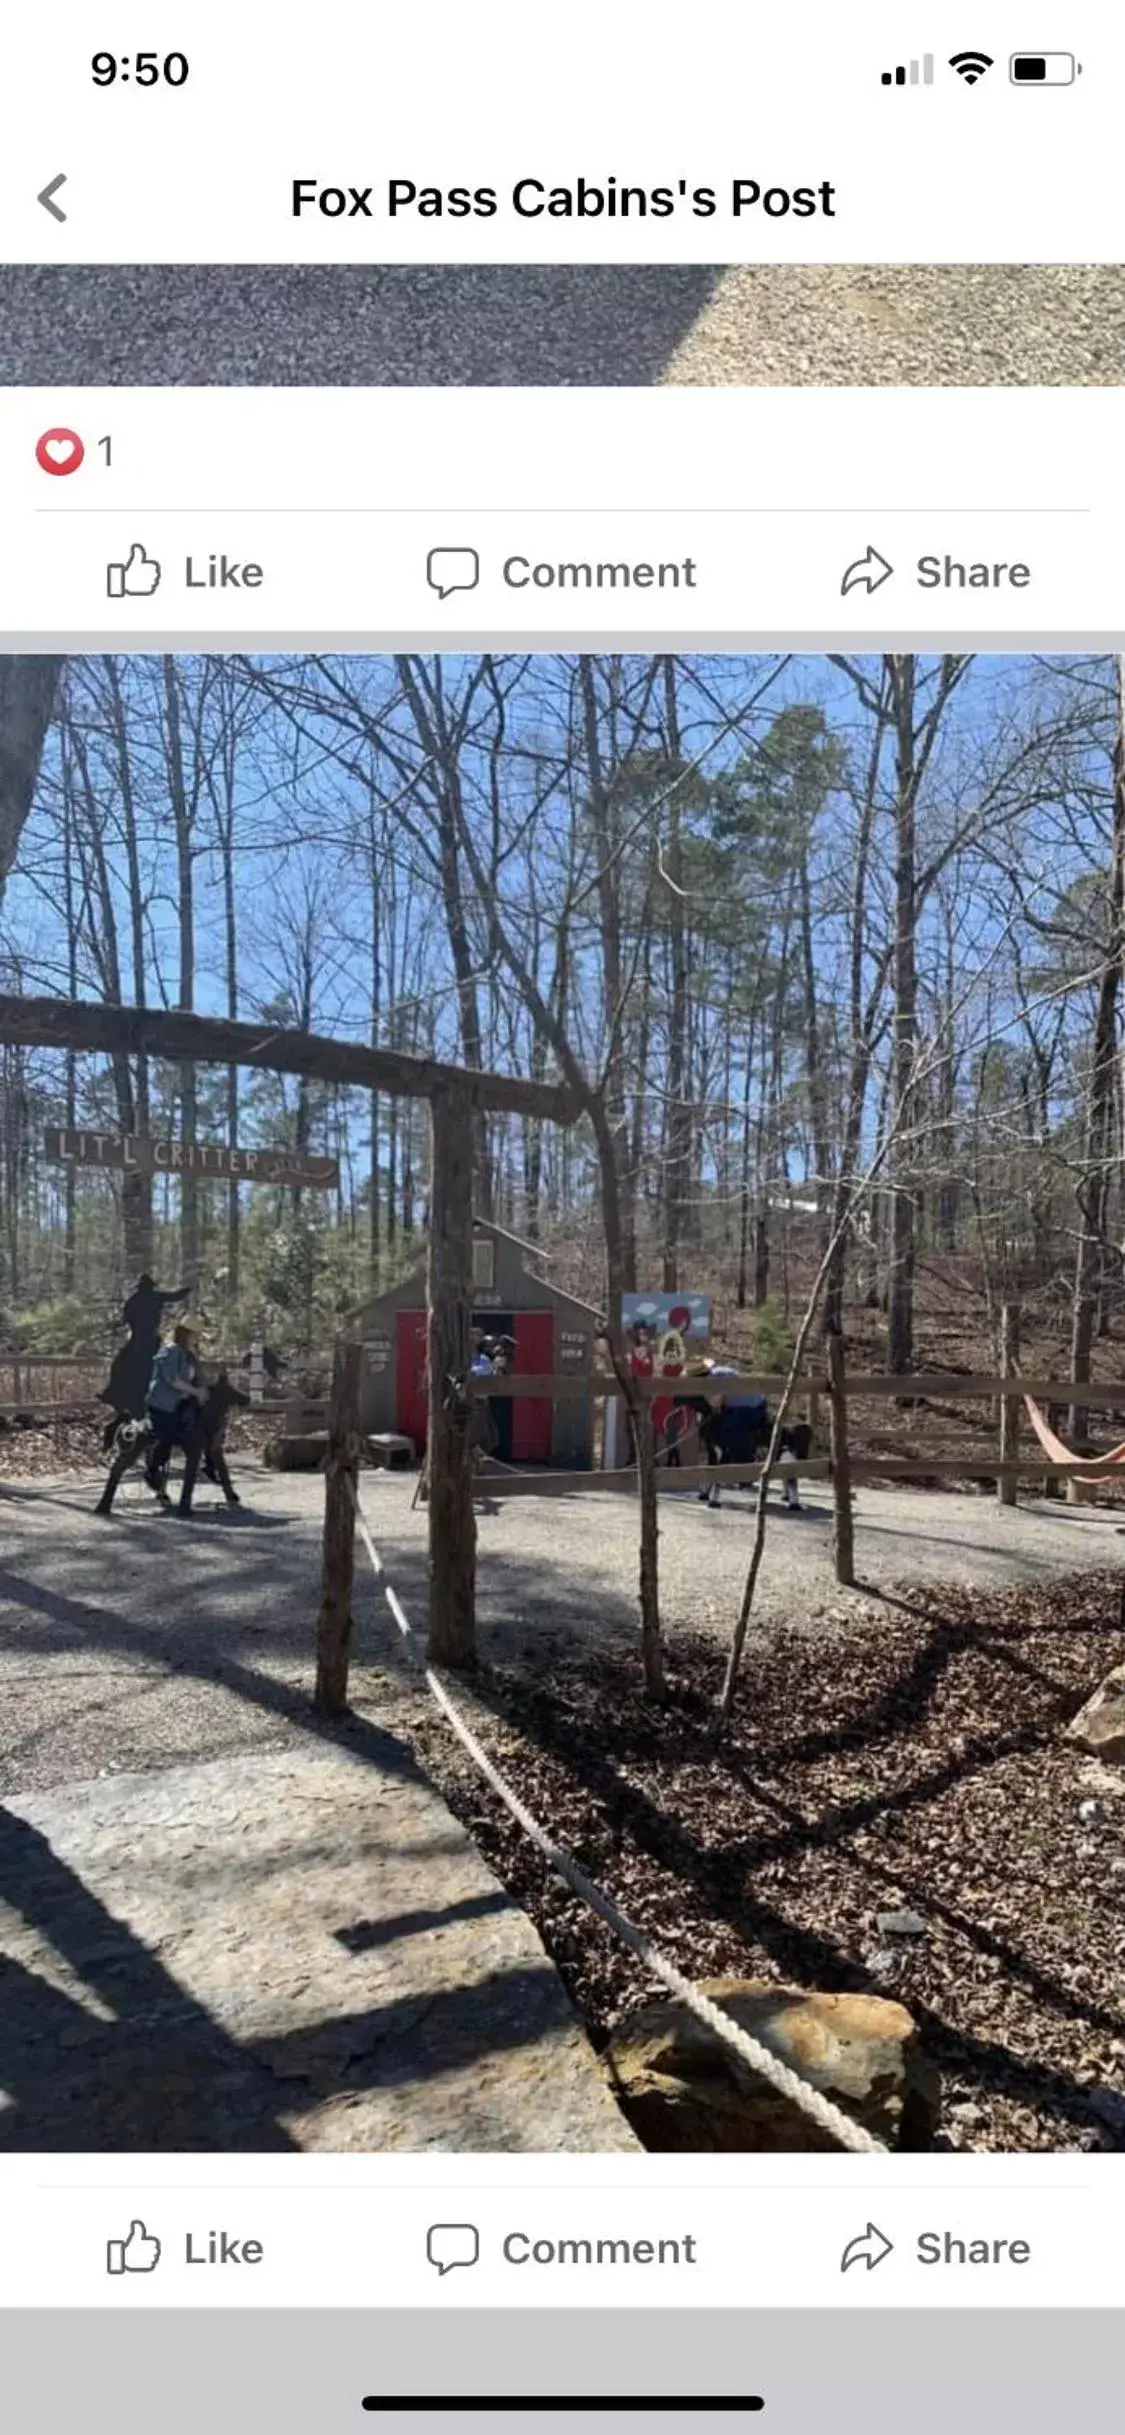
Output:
top-left (96, 1371), bottom-right (249, 1517)
top-left (98, 1273), bottom-right (191, 1444)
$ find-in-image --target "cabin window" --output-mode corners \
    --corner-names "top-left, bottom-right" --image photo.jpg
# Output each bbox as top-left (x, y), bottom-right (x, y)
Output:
top-left (472, 1236), bottom-right (495, 1290)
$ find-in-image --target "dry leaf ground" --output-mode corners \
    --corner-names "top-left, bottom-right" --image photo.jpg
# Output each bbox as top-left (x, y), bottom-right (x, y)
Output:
top-left (411, 1573), bottom-right (1125, 2152)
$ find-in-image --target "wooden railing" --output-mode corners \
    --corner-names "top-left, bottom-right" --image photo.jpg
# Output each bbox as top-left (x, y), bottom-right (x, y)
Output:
top-left (11, 1342), bottom-right (1125, 1564)
top-left (468, 1368), bottom-right (1125, 1406)
top-left (459, 1361), bottom-right (1125, 1562)
top-left (0, 1348), bottom-right (295, 1421)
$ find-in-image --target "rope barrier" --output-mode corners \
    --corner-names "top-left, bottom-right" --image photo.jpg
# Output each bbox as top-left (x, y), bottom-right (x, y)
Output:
top-left (349, 1479), bottom-right (887, 2156)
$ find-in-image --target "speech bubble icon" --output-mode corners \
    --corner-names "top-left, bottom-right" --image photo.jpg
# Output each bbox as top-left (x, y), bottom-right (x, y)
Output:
top-left (427, 546), bottom-right (480, 601)
top-left (426, 2222), bottom-right (480, 2276)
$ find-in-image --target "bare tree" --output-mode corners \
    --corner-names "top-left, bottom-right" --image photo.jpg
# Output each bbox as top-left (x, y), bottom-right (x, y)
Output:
top-left (0, 657), bottom-right (64, 909)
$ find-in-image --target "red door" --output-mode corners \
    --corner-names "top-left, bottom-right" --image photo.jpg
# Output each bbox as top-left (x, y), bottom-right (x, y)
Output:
top-left (512, 1312), bottom-right (554, 1462)
top-left (395, 1310), bottom-right (428, 1453)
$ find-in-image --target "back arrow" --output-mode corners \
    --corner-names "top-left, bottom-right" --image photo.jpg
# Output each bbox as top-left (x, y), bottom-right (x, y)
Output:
top-left (841, 545), bottom-right (894, 597)
top-left (38, 174), bottom-right (68, 223)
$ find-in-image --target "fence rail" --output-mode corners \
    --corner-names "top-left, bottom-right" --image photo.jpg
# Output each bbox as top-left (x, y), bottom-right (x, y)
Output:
top-left (477, 1455), bottom-right (1125, 1500)
top-left (7, 1353), bottom-right (1125, 1405)
top-left (462, 1368), bottom-right (1125, 1407)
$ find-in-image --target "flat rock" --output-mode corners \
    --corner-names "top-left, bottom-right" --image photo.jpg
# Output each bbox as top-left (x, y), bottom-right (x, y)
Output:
top-left (0, 1745), bottom-right (637, 2153)
top-left (1066, 1666), bottom-right (1125, 1763)
top-left (876, 1908), bottom-right (928, 1938)
top-left (603, 1976), bottom-right (939, 2153)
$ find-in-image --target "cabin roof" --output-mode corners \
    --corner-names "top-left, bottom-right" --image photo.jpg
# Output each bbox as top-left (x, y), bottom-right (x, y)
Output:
top-left (346, 1214), bottom-right (604, 1330)
top-left (472, 1214), bottom-right (551, 1261)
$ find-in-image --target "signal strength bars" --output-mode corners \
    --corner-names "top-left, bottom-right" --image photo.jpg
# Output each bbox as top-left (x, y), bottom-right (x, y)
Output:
top-left (881, 55), bottom-right (933, 86)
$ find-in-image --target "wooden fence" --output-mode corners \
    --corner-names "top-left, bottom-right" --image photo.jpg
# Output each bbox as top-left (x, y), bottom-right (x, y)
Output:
top-left (11, 1331), bottom-right (1125, 1595)
top-left (455, 1341), bottom-right (1125, 1586)
top-left (0, 1348), bottom-right (295, 1424)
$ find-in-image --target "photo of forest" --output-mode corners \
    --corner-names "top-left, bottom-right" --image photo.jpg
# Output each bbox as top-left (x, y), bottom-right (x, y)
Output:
top-left (1, 651), bottom-right (1123, 2159)
top-left (2, 649), bottom-right (1124, 1362)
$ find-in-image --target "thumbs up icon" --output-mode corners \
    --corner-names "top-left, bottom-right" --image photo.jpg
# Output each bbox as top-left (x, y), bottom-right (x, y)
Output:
top-left (106, 543), bottom-right (161, 598)
top-left (106, 2219), bottom-right (162, 2274)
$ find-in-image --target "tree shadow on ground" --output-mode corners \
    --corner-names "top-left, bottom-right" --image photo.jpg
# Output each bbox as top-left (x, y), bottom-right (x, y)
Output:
top-left (3, 1482), bottom-right (1120, 2149)
top-left (335, 1890), bottom-right (514, 1953)
top-left (462, 1660), bottom-right (879, 1995)
top-left (0, 1798), bottom-right (573, 2151)
top-left (0, 1805), bottom-right (298, 2150)
top-left (0, 266), bottom-right (726, 387)
top-left (852, 1522), bottom-right (1063, 1571)
top-left (714, 1744), bottom-right (1125, 2047)
top-left (0, 1561), bottom-right (423, 1773)
top-left (459, 1583), bottom-right (1125, 2132)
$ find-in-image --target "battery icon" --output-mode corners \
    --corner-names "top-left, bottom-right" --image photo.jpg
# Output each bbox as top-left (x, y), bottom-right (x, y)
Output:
top-left (1009, 52), bottom-right (1079, 84)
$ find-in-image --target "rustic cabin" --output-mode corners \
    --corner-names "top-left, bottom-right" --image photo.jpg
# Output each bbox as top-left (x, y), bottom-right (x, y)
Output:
top-left (350, 1218), bottom-right (601, 1467)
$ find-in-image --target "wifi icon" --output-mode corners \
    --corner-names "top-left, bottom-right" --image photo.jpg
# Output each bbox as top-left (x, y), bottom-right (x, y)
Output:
top-left (949, 49), bottom-right (994, 83)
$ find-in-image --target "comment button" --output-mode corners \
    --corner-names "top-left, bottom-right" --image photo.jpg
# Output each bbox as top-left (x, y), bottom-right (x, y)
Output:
top-left (426, 2223), bottom-right (481, 2276)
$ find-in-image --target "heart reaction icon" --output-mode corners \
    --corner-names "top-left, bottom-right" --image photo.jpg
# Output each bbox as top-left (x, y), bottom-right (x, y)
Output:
top-left (35, 427), bottom-right (84, 476)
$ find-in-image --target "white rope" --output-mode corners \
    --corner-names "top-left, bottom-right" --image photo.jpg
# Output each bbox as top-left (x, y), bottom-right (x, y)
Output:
top-left (350, 1481), bottom-right (887, 2155)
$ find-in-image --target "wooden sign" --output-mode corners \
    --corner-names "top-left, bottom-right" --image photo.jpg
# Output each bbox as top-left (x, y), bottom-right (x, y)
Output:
top-left (44, 1127), bottom-right (338, 1190)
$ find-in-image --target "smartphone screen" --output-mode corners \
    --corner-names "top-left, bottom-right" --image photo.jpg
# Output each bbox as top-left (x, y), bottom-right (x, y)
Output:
top-left (0, 10), bottom-right (1121, 2430)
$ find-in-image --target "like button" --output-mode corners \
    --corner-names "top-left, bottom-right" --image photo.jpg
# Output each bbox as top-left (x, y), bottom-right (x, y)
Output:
top-left (106, 2219), bottom-right (162, 2275)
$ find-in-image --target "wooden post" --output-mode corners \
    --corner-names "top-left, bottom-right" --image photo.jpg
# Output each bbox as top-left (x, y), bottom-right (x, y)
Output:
top-left (315, 1337), bottom-right (363, 1716)
top-left (826, 1331), bottom-right (855, 1587)
top-left (426, 1082), bottom-right (477, 1666)
top-left (998, 1301), bottom-right (1020, 1506)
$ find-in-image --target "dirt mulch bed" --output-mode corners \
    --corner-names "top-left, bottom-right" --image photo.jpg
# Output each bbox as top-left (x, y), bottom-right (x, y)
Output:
top-left (412, 1571), bottom-right (1125, 2153)
top-left (0, 1407), bottom-right (279, 1482)
top-left (0, 1412), bottom-right (108, 1478)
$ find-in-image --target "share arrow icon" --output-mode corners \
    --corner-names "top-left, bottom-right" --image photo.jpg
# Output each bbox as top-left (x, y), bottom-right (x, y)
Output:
top-left (840, 545), bottom-right (894, 596)
top-left (840, 2221), bottom-right (895, 2273)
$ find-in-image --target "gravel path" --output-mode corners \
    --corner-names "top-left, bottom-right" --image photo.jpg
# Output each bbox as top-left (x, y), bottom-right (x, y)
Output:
top-left (1, 265), bottom-right (1121, 386)
top-left (0, 266), bottom-right (718, 386)
top-left (2, 1462), bottom-right (1123, 1796)
top-left (662, 264), bottom-right (1125, 387)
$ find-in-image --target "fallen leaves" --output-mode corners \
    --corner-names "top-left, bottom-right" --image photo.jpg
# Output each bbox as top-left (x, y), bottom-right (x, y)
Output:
top-left (418, 1569), bottom-right (1125, 2153)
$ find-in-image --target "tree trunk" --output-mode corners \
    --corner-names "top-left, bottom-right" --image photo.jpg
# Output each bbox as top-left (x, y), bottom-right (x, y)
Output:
top-left (826, 1330), bottom-right (855, 1585)
top-left (162, 657), bottom-right (200, 1286)
top-left (887, 657), bottom-right (919, 1375)
top-left (315, 1338), bottom-right (362, 1715)
top-left (394, 658), bottom-right (493, 1216)
top-left (220, 817), bottom-right (241, 1304)
top-left (61, 784), bottom-right (79, 1295)
top-left (661, 657), bottom-right (690, 1290)
top-left (368, 821), bottom-right (382, 1294)
top-left (0, 656), bottom-right (63, 908)
top-left (1069, 657), bottom-right (1125, 1442)
top-left (797, 838), bottom-right (833, 1234)
top-left (104, 656), bottom-right (154, 1269)
top-left (580, 658), bottom-right (636, 1288)
top-left (998, 1300), bottom-right (1020, 1506)
top-left (65, 712), bottom-right (148, 1271)
top-left (736, 1020), bottom-right (755, 1308)
top-left (426, 1082), bottom-right (478, 1667)
top-left (754, 1210), bottom-right (770, 1307)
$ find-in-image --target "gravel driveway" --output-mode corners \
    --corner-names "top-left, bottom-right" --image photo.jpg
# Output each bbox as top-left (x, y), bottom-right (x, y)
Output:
top-left (1, 265), bottom-right (1121, 386)
top-left (0, 266), bottom-right (717, 386)
top-left (662, 264), bottom-right (1125, 386)
top-left (2, 1461), bottom-right (1123, 1796)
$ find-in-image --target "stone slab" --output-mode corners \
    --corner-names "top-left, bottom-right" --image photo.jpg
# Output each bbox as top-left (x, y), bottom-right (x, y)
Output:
top-left (0, 1743), bottom-right (636, 2152)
